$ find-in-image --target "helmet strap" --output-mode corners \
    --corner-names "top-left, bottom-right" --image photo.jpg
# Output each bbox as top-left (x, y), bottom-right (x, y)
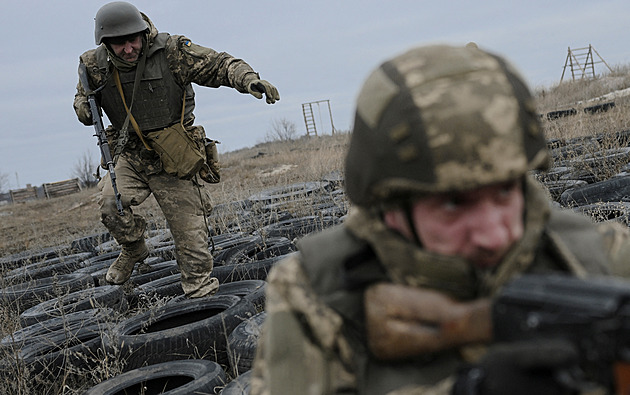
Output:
top-left (403, 201), bottom-right (423, 247)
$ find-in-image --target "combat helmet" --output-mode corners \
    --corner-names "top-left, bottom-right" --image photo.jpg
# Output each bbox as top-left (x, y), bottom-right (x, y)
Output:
top-left (344, 44), bottom-right (550, 207)
top-left (94, 1), bottom-right (148, 45)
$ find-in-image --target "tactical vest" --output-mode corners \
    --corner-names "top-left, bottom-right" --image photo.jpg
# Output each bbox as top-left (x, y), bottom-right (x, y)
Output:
top-left (95, 33), bottom-right (195, 132)
top-left (298, 208), bottom-right (611, 394)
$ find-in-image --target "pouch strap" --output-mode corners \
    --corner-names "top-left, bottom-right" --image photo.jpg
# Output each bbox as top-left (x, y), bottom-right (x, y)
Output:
top-left (114, 67), bottom-right (188, 152)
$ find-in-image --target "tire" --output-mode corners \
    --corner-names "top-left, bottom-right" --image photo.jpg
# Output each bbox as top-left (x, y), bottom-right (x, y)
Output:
top-left (560, 176), bottom-right (630, 206)
top-left (211, 234), bottom-right (260, 255)
top-left (70, 232), bottom-right (112, 253)
top-left (213, 237), bottom-right (294, 266)
top-left (542, 179), bottom-right (587, 201)
top-left (127, 260), bottom-right (179, 287)
top-left (83, 359), bottom-right (226, 395)
top-left (150, 245), bottom-right (177, 261)
top-left (0, 246), bottom-right (62, 272)
top-left (3, 252), bottom-right (94, 283)
top-left (256, 215), bottom-right (339, 240)
top-left (212, 254), bottom-right (291, 283)
top-left (19, 285), bottom-right (124, 327)
top-left (221, 370), bottom-right (251, 395)
top-left (127, 273), bottom-right (183, 309)
top-left (7, 324), bottom-right (106, 378)
top-left (546, 108), bottom-right (576, 120)
top-left (105, 295), bottom-right (257, 371)
top-left (227, 311), bottom-right (266, 376)
top-left (170, 280), bottom-right (267, 310)
top-left (216, 280), bottom-right (266, 309)
top-left (247, 181), bottom-right (330, 203)
top-left (0, 273), bottom-right (94, 313)
top-left (89, 256), bottom-right (166, 286)
top-left (572, 201), bottom-right (630, 226)
top-left (1, 308), bottom-right (114, 352)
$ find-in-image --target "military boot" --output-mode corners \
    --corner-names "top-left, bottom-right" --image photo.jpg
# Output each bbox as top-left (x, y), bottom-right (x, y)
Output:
top-left (105, 239), bottom-right (149, 285)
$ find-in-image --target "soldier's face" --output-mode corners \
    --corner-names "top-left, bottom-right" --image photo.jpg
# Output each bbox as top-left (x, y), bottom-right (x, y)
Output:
top-left (108, 34), bottom-right (143, 62)
top-left (384, 180), bottom-right (524, 269)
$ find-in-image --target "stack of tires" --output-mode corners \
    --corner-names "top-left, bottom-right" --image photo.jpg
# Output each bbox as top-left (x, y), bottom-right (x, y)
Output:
top-left (535, 130), bottom-right (630, 226)
top-left (0, 176), bottom-right (348, 393)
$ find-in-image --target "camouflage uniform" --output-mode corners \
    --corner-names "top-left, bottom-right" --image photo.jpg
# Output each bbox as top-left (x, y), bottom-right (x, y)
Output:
top-left (250, 45), bottom-right (630, 394)
top-left (250, 179), bottom-right (630, 395)
top-left (73, 12), bottom-right (269, 297)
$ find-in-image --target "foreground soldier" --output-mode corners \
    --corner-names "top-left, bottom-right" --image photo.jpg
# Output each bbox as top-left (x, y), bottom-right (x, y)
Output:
top-left (73, 2), bottom-right (279, 298)
top-left (250, 44), bottom-right (630, 394)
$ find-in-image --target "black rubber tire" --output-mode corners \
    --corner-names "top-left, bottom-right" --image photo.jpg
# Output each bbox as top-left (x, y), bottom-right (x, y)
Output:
top-left (212, 254), bottom-right (291, 283)
top-left (247, 181), bottom-right (330, 203)
top-left (90, 257), bottom-right (172, 285)
top-left (0, 246), bottom-right (62, 272)
top-left (105, 295), bottom-right (258, 371)
top-left (216, 280), bottom-right (266, 309)
top-left (19, 285), bottom-right (124, 327)
top-left (170, 280), bottom-right (267, 310)
top-left (256, 215), bottom-right (339, 240)
top-left (128, 273), bottom-right (183, 309)
top-left (211, 233), bottom-right (259, 251)
top-left (3, 252), bottom-right (94, 283)
top-left (70, 232), bottom-right (112, 253)
top-left (1, 308), bottom-right (114, 352)
top-left (83, 359), bottom-right (227, 395)
top-left (220, 370), bottom-right (251, 395)
top-left (227, 311), bottom-right (266, 376)
top-left (0, 324), bottom-right (107, 385)
top-left (542, 179), bottom-right (587, 201)
top-left (0, 273), bottom-right (94, 313)
top-left (560, 176), bottom-right (630, 206)
top-left (213, 237), bottom-right (294, 266)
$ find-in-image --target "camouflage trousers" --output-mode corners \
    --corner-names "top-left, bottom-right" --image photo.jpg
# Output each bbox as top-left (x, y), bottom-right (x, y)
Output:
top-left (98, 154), bottom-right (219, 298)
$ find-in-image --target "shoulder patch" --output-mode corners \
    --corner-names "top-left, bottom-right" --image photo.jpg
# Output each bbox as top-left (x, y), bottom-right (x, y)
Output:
top-left (184, 40), bottom-right (192, 47)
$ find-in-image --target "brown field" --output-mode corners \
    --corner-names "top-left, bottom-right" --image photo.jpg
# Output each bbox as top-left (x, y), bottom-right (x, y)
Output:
top-left (0, 133), bottom-right (350, 258)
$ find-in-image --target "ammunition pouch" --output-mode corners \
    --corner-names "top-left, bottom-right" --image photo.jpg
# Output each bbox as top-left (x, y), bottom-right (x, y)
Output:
top-left (144, 123), bottom-right (205, 180)
top-left (199, 138), bottom-right (221, 183)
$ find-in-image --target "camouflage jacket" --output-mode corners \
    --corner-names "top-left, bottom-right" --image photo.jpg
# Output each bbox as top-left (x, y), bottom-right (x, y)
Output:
top-left (250, 177), bottom-right (630, 395)
top-left (73, 13), bottom-right (259, 173)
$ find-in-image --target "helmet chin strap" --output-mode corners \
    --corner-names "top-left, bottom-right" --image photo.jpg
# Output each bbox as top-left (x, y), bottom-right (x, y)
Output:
top-left (403, 201), bottom-right (423, 247)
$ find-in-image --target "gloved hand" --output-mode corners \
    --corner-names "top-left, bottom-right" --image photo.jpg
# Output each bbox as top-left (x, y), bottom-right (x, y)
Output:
top-left (247, 79), bottom-right (280, 104)
top-left (452, 339), bottom-right (580, 395)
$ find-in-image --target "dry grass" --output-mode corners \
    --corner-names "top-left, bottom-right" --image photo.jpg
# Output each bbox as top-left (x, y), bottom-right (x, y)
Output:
top-left (0, 133), bottom-right (349, 258)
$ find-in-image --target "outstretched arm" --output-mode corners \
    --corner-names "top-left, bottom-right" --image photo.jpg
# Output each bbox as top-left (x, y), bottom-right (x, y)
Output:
top-left (167, 35), bottom-right (279, 104)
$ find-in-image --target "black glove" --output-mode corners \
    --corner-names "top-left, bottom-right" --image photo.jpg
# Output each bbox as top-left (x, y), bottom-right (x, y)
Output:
top-left (452, 339), bottom-right (579, 395)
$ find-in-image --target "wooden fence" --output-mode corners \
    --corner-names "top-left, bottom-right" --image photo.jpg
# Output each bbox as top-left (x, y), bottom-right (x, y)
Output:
top-left (3, 178), bottom-right (82, 204)
top-left (43, 178), bottom-right (82, 199)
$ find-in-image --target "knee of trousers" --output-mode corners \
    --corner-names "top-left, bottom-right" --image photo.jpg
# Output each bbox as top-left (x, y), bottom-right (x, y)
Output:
top-left (100, 196), bottom-right (146, 243)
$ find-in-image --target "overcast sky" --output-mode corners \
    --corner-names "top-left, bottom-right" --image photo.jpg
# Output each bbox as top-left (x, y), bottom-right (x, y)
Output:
top-left (2, 0), bottom-right (630, 189)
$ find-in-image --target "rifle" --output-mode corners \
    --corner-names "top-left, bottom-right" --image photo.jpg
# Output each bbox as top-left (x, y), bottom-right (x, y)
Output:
top-left (78, 63), bottom-right (124, 216)
top-left (365, 274), bottom-right (630, 394)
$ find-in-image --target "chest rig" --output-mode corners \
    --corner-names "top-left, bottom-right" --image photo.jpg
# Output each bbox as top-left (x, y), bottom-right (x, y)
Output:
top-left (96, 33), bottom-right (195, 132)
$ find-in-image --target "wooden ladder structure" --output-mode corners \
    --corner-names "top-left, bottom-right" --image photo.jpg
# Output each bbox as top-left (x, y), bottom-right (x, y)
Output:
top-left (302, 100), bottom-right (337, 137)
top-left (302, 102), bottom-right (318, 136)
top-left (561, 44), bottom-right (612, 82)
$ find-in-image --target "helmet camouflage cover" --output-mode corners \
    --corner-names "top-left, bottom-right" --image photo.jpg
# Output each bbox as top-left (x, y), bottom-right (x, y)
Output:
top-left (94, 1), bottom-right (148, 45)
top-left (344, 44), bottom-right (550, 207)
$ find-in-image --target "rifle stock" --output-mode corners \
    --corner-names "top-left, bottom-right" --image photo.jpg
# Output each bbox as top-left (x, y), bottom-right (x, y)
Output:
top-left (366, 274), bottom-right (630, 394)
top-left (365, 283), bottom-right (492, 359)
top-left (78, 63), bottom-right (124, 216)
